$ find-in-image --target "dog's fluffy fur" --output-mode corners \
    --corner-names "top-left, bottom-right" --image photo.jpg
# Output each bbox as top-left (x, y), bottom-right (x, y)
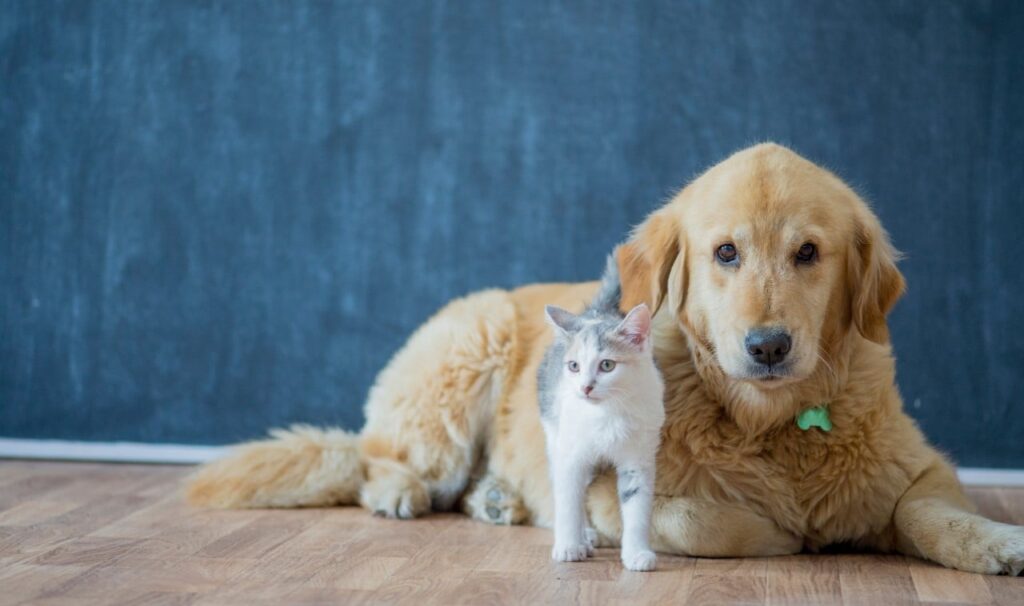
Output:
top-left (187, 144), bottom-right (1024, 575)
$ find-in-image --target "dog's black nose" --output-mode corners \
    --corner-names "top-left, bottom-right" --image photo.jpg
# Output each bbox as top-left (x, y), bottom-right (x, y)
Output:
top-left (745, 328), bottom-right (791, 366)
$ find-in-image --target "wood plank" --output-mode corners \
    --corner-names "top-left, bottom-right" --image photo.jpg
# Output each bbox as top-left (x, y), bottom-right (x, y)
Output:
top-left (686, 573), bottom-right (767, 605)
top-left (389, 542), bottom-right (497, 581)
top-left (306, 555), bottom-right (409, 591)
top-left (0, 562), bottom-right (95, 606)
top-left (38, 556), bottom-right (253, 600)
top-left (0, 474), bottom-right (78, 510)
top-left (578, 558), bottom-right (695, 605)
top-left (994, 488), bottom-right (1024, 525)
top-left (434, 569), bottom-right (582, 605)
top-left (840, 572), bottom-right (919, 605)
top-left (767, 572), bottom-right (843, 605)
top-left (694, 556), bottom-right (771, 577)
top-left (0, 500), bottom-right (84, 526)
top-left (987, 575), bottom-right (1024, 605)
top-left (911, 566), bottom-right (993, 603)
top-left (30, 536), bottom-right (143, 567)
top-left (194, 513), bottom-right (312, 559)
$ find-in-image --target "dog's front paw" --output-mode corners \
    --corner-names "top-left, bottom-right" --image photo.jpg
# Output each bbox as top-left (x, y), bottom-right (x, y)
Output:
top-left (989, 524), bottom-right (1024, 576)
top-left (552, 542), bottom-right (591, 562)
top-left (950, 521), bottom-right (1024, 575)
top-left (622, 549), bottom-right (657, 572)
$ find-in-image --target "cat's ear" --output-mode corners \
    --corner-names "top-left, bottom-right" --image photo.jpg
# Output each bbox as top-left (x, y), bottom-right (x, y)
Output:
top-left (616, 304), bottom-right (652, 348)
top-left (544, 305), bottom-right (580, 336)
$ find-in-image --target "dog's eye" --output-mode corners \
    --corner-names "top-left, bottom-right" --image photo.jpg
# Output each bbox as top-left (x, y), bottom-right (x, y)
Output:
top-left (567, 360), bottom-right (580, 373)
top-left (796, 242), bottom-right (817, 264)
top-left (716, 243), bottom-right (738, 265)
top-left (599, 359), bottom-right (616, 372)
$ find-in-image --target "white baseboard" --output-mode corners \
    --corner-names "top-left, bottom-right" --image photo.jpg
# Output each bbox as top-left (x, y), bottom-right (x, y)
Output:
top-left (956, 467), bottom-right (1024, 487)
top-left (0, 438), bottom-right (1022, 486)
top-left (0, 438), bottom-right (225, 464)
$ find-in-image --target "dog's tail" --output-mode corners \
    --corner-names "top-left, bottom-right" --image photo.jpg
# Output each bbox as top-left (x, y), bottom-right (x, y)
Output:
top-left (588, 252), bottom-right (622, 315)
top-left (184, 424), bottom-right (363, 509)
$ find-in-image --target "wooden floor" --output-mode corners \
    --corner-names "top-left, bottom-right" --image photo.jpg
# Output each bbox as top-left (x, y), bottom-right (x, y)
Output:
top-left (0, 462), bottom-right (1022, 605)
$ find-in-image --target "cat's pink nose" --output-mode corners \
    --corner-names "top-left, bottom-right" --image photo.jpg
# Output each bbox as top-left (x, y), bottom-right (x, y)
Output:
top-left (582, 385), bottom-right (593, 396)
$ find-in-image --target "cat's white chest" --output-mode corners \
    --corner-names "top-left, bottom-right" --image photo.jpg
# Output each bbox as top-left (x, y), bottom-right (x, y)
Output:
top-left (574, 410), bottom-right (629, 444)
top-left (550, 400), bottom-right (638, 459)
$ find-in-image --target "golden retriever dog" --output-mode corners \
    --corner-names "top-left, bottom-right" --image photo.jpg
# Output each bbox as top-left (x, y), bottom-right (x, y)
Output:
top-left (187, 143), bottom-right (1024, 575)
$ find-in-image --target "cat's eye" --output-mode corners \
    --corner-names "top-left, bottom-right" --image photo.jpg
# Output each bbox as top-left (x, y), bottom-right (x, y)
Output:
top-left (796, 242), bottom-right (817, 265)
top-left (599, 359), bottom-right (616, 372)
top-left (567, 360), bottom-right (580, 373)
top-left (716, 243), bottom-right (738, 265)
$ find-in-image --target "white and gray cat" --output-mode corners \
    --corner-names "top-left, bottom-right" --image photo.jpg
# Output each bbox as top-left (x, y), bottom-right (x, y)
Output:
top-left (538, 257), bottom-right (666, 572)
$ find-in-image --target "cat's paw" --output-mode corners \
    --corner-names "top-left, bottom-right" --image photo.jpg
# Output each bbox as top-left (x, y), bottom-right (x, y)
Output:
top-left (552, 542), bottom-right (591, 562)
top-left (622, 549), bottom-right (657, 572)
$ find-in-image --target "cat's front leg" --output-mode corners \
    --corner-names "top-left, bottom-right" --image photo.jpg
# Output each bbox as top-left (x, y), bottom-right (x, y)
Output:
top-left (617, 463), bottom-right (657, 571)
top-left (551, 459), bottom-right (593, 562)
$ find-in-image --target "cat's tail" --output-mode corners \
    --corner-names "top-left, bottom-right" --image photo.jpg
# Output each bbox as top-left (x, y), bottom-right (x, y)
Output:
top-left (184, 424), bottom-right (363, 508)
top-left (589, 252), bottom-right (622, 314)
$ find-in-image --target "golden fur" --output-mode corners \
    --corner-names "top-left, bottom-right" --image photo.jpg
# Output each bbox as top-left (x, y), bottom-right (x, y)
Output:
top-left (187, 143), bottom-right (1024, 575)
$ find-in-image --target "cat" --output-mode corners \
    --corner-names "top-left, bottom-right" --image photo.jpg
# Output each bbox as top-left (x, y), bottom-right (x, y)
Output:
top-left (537, 256), bottom-right (666, 572)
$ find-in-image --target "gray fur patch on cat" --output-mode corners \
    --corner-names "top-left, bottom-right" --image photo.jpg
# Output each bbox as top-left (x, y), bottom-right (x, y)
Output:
top-left (537, 255), bottom-right (623, 421)
top-left (617, 469), bottom-right (641, 503)
top-left (538, 338), bottom-right (568, 420)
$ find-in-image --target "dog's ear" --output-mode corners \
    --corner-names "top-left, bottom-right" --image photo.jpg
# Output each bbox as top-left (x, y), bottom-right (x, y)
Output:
top-left (848, 208), bottom-right (905, 344)
top-left (616, 207), bottom-right (682, 316)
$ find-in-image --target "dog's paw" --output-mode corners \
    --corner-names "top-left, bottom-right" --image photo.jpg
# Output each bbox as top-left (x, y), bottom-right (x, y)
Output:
top-left (988, 525), bottom-right (1024, 576)
top-left (948, 521), bottom-right (1024, 575)
top-left (622, 549), bottom-right (657, 572)
top-left (462, 473), bottom-right (528, 526)
top-left (552, 542), bottom-right (591, 562)
top-left (584, 527), bottom-right (598, 554)
top-left (360, 474), bottom-right (430, 520)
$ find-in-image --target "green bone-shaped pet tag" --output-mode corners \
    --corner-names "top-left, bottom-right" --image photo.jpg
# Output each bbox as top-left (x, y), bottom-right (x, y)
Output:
top-left (796, 405), bottom-right (832, 432)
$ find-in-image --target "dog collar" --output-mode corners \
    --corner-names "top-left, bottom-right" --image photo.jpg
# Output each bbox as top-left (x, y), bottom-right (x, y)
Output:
top-left (797, 405), bottom-right (832, 432)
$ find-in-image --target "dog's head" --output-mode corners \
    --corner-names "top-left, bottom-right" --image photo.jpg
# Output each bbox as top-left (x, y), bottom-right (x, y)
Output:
top-left (618, 143), bottom-right (904, 395)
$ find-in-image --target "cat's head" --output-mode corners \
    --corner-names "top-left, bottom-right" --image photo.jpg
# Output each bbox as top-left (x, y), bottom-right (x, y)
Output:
top-left (543, 304), bottom-right (653, 402)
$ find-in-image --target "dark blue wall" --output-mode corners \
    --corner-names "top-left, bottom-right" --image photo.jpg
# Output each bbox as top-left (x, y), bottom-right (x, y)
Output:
top-left (2, 1), bottom-right (1022, 467)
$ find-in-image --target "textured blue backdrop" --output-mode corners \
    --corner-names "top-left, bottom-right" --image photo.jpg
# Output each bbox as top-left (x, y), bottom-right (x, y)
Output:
top-left (2, 1), bottom-right (1022, 466)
